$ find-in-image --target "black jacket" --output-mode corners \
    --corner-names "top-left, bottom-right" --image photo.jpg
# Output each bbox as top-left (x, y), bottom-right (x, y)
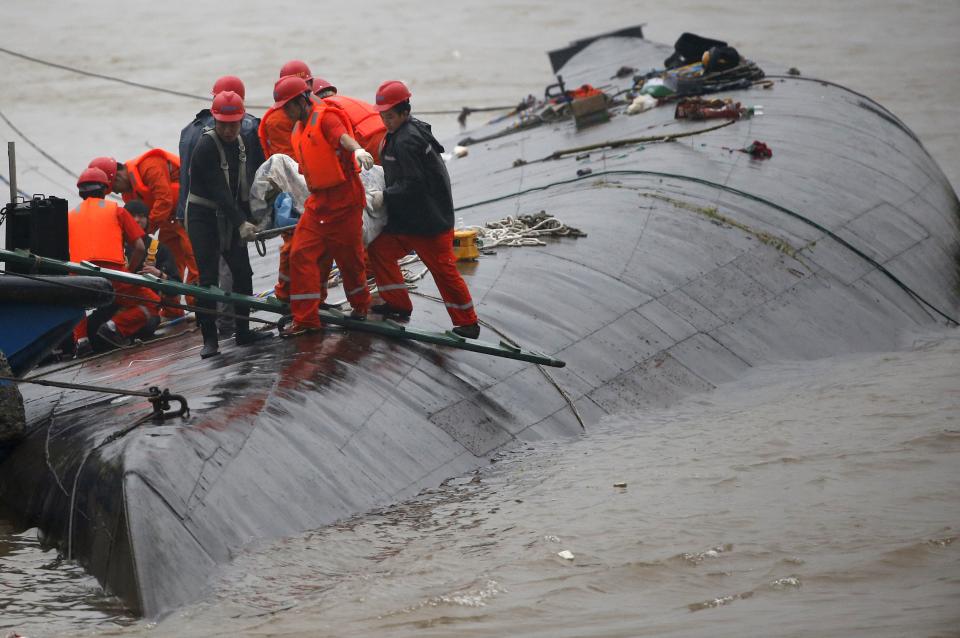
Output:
top-left (382, 117), bottom-right (454, 235)
top-left (128, 240), bottom-right (179, 281)
top-left (177, 110), bottom-right (263, 220)
top-left (188, 132), bottom-right (251, 229)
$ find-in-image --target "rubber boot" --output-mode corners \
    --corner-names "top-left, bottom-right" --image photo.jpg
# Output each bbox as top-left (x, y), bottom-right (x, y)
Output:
top-left (234, 306), bottom-right (272, 346)
top-left (199, 321), bottom-right (220, 359)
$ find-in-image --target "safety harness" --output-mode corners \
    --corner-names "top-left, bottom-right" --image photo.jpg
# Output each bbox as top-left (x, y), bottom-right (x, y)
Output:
top-left (185, 128), bottom-right (249, 211)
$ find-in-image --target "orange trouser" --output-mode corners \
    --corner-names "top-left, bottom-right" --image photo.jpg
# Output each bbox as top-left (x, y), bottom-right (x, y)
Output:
top-left (274, 229), bottom-right (295, 302)
top-left (159, 220), bottom-right (199, 285)
top-left (72, 281), bottom-right (162, 341)
top-left (289, 199), bottom-right (370, 327)
top-left (367, 230), bottom-right (477, 327)
top-left (111, 281), bottom-right (162, 336)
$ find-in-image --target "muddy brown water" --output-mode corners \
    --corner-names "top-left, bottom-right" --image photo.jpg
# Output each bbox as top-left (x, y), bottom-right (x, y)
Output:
top-left (1, 1), bottom-right (959, 636)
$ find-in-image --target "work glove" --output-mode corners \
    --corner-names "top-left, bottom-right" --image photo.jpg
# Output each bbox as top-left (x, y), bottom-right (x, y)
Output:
top-left (238, 221), bottom-right (258, 243)
top-left (354, 148), bottom-right (375, 171)
top-left (369, 190), bottom-right (384, 209)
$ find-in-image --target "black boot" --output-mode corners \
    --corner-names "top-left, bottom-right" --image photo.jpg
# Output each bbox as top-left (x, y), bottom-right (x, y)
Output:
top-left (234, 308), bottom-right (272, 346)
top-left (199, 322), bottom-right (220, 359)
top-left (235, 328), bottom-right (272, 346)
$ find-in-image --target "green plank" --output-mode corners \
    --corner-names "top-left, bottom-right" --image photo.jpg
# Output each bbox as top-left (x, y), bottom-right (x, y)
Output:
top-left (1, 249), bottom-right (566, 367)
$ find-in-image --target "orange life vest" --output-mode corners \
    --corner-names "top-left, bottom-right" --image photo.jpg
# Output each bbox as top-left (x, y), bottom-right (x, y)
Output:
top-left (124, 148), bottom-right (180, 211)
top-left (258, 107), bottom-right (295, 159)
top-left (326, 95), bottom-right (386, 153)
top-left (291, 98), bottom-right (357, 192)
top-left (68, 198), bottom-right (125, 268)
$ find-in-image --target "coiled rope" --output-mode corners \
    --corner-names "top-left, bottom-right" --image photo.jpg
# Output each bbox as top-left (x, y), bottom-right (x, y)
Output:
top-left (468, 210), bottom-right (587, 248)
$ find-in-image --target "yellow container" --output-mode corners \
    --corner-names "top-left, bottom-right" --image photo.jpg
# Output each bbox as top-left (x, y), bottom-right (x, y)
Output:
top-left (452, 228), bottom-right (480, 261)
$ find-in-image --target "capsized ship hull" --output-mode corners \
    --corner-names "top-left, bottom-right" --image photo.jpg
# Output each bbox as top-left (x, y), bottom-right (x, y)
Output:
top-left (1, 27), bottom-right (958, 617)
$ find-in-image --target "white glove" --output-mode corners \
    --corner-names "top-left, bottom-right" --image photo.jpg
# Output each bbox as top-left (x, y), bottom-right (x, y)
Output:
top-left (354, 148), bottom-right (375, 171)
top-left (238, 221), bottom-right (258, 242)
top-left (369, 190), bottom-right (384, 209)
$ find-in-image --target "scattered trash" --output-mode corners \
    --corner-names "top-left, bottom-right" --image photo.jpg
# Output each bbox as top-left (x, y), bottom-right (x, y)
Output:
top-left (611, 65), bottom-right (636, 79)
top-left (576, 168), bottom-right (593, 177)
top-left (639, 76), bottom-right (677, 98)
top-left (613, 481), bottom-right (627, 488)
top-left (675, 97), bottom-right (745, 120)
top-left (558, 550), bottom-right (575, 560)
top-left (787, 67), bottom-right (801, 76)
top-left (742, 140), bottom-right (773, 159)
top-left (513, 158), bottom-right (528, 167)
top-left (701, 45), bottom-right (741, 73)
top-left (453, 145), bottom-right (469, 158)
top-left (627, 94), bottom-right (658, 115)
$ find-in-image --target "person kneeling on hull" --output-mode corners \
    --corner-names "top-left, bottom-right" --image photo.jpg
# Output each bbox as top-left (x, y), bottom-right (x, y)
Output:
top-left (68, 167), bottom-right (162, 350)
top-left (366, 80), bottom-right (480, 339)
top-left (186, 90), bottom-right (272, 358)
top-left (125, 199), bottom-right (186, 325)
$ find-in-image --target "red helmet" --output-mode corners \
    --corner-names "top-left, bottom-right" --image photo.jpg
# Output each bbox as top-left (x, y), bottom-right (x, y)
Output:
top-left (272, 76), bottom-right (310, 109)
top-left (212, 90), bottom-right (245, 122)
top-left (311, 77), bottom-right (337, 95)
top-left (374, 80), bottom-right (412, 112)
top-left (87, 156), bottom-right (118, 188)
top-left (211, 75), bottom-right (245, 100)
top-left (77, 166), bottom-right (110, 189)
top-left (279, 59), bottom-right (312, 82)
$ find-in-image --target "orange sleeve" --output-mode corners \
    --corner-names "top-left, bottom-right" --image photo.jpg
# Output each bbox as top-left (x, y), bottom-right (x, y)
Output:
top-left (117, 207), bottom-right (147, 245)
top-left (140, 157), bottom-right (176, 233)
top-left (264, 110), bottom-right (295, 157)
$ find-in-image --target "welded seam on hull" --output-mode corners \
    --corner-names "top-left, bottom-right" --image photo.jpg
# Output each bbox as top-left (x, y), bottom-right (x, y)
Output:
top-left (123, 469), bottom-right (214, 559)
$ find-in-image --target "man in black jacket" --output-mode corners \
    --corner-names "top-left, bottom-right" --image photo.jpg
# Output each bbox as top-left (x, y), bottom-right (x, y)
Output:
top-left (178, 75), bottom-right (264, 338)
top-left (366, 80), bottom-right (479, 338)
top-left (186, 90), bottom-right (271, 358)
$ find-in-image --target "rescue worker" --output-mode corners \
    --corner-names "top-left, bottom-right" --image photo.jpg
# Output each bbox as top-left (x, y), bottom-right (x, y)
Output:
top-left (178, 75), bottom-right (265, 336)
top-left (272, 76), bottom-right (375, 334)
top-left (366, 81), bottom-right (480, 339)
top-left (68, 167), bottom-right (162, 349)
top-left (312, 78), bottom-right (388, 163)
top-left (125, 199), bottom-right (183, 321)
top-left (187, 90), bottom-right (271, 358)
top-left (91, 150), bottom-right (199, 288)
top-left (258, 60), bottom-right (314, 303)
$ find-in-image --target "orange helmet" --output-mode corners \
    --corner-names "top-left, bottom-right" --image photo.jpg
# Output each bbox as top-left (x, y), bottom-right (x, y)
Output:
top-left (87, 156), bottom-right (118, 189)
top-left (212, 90), bottom-right (245, 122)
top-left (272, 76), bottom-right (310, 109)
top-left (312, 77), bottom-right (337, 95)
top-left (279, 59), bottom-right (312, 82)
top-left (211, 75), bottom-right (245, 100)
top-left (374, 80), bottom-right (412, 112)
top-left (77, 166), bottom-right (110, 189)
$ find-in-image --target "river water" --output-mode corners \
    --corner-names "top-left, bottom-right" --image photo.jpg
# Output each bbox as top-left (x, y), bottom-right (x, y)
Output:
top-left (1, 1), bottom-right (959, 636)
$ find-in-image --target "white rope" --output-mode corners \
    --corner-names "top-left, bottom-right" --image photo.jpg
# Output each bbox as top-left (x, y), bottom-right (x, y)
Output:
top-left (466, 211), bottom-right (586, 248)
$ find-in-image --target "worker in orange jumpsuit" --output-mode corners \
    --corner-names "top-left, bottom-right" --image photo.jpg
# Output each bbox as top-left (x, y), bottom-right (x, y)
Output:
top-left (89, 151), bottom-right (199, 289)
top-left (366, 81), bottom-right (480, 339)
top-left (258, 59), bottom-right (314, 303)
top-left (272, 76), bottom-right (374, 334)
top-left (68, 167), bottom-right (162, 349)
